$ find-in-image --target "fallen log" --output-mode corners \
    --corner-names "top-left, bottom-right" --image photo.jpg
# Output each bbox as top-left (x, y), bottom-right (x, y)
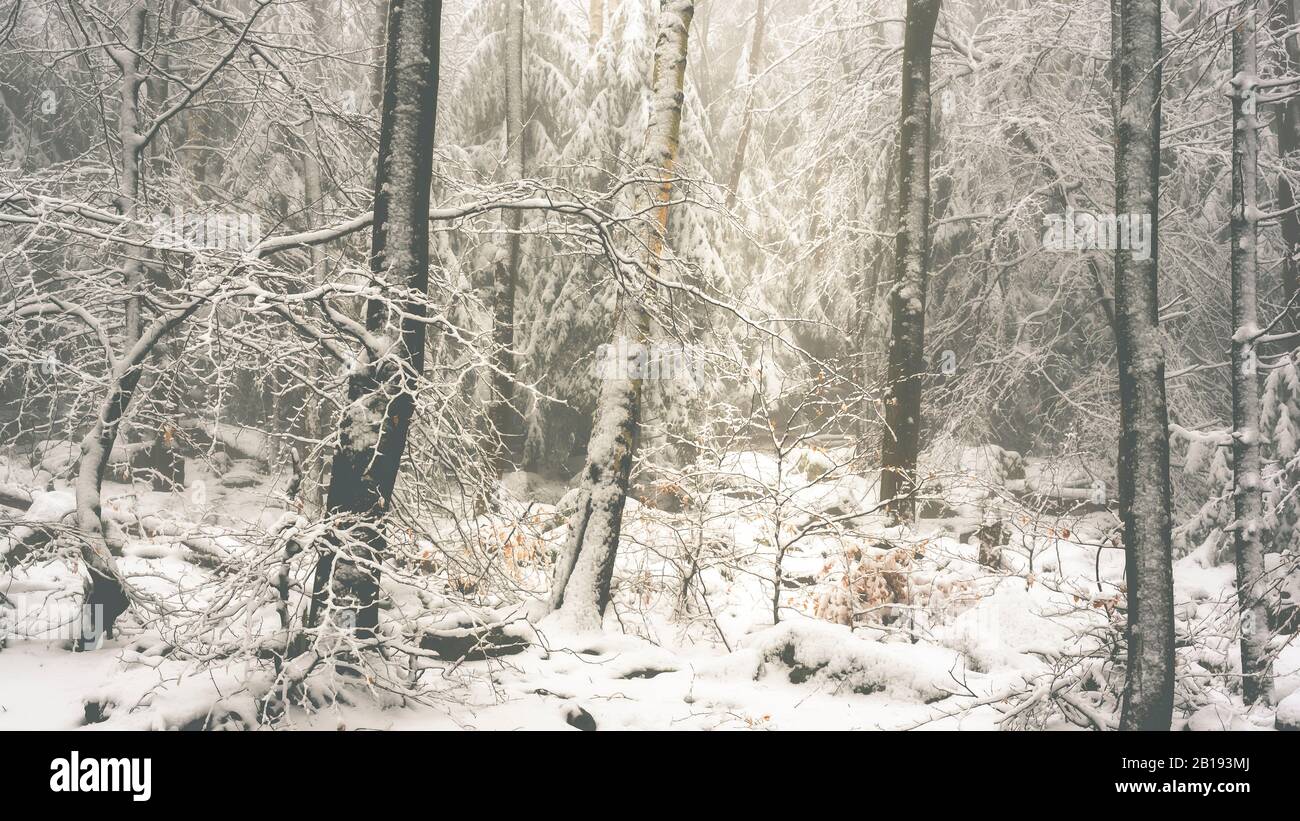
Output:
top-left (1, 490), bottom-right (75, 566)
top-left (418, 617), bottom-right (531, 661)
top-left (0, 483), bottom-right (34, 511)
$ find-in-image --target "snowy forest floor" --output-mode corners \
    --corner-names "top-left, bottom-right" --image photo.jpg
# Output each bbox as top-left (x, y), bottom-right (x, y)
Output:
top-left (2, 443), bottom-right (1299, 731)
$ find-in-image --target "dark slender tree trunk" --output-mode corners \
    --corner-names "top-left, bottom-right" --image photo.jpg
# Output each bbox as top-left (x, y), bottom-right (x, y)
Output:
top-left (308, 0), bottom-right (442, 637)
top-left (1113, 0), bottom-right (1175, 731)
top-left (1229, 5), bottom-right (1272, 705)
top-left (1271, 0), bottom-right (1300, 334)
top-left (548, 0), bottom-right (695, 629)
top-left (878, 0), bottom-right (940, 523)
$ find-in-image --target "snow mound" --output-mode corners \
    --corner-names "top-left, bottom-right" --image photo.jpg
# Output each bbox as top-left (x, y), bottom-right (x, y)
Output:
top-left (939, 578), bottom-right (1075, 672)
top-left (1276, 691), bottom-right (1300, 731)
top-left (32, 440), bottom-right (80, 478)
top-left (536, 622), bottom-right (682, 679)
top-left (1273, 643), bottom-right (1300, 703)
top-left (0, 489), bottom-right (76, 558)
top-left (501, 470), bottom-right (567, 505)
top-left (84, 666), bottom-right (272, 731)
top-left (748, 620), bottom-right (960, 703)
top-left (25, 489), bottom-right (76, 522)
top-left (1185, 703), bottom-right (1255, 732)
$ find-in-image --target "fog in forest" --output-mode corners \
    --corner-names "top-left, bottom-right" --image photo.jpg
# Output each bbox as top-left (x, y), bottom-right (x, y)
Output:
top-left (1, 0), bottom-right (1299, 737)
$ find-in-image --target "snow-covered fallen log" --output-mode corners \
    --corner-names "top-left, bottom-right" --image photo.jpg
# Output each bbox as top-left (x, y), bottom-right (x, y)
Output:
top-left (0, 483), bottom-right (34, 511)
top-left (416, 610), bottom-right (535, 660)
top-left (184, 420), bottom-right (275, 464)
top-left (97, 501), bottom-right (241, 563)
top-left (747, 620), bottom-right (962, 704)
top-left (0, 490), bottom-right (76, 563)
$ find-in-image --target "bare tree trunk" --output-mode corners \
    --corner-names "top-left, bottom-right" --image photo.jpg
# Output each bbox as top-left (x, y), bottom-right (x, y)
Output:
top-left (308, 0), bottom-right (443, 637)
top-left (723, 0), bottom-right (766, 210)
top-left (301, 2), bottom-right (334, 507)
top-left (75, 385), bottom-right (139, 648)
top-left (370, 0), bottom-right (389, 116)
top-left (1270, 0), bottom-right (1300, 334)
top-left (856, 139), bottom-right (896, 443)
top-left (75, 292), bottom-right (212, 648)
top-left (301, 135), bottom-right (328, 504)
top-left (878, 0), bottom-right (940, 523)
top-left (490, 0), bottom-right (526, 470)
top-left (112, 3), bottom-right (183, 493)
top-left (1230, 5), bottom-right (1272, 705)
top-left (73, 3), bottom-right (148, 649)
top-left (1114, 0), bottom-right (1175, 731)
top-left (110, 4), bottom-right (146, 348)
top-left (549, 0), bottom-right (695, 629)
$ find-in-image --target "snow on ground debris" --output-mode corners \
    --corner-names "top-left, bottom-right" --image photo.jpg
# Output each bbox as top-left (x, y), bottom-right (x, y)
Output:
top-left (1, 449), bottom-right (1296, 730)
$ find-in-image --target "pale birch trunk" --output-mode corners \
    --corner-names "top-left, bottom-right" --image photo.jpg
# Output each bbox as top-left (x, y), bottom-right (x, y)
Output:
top-left (549, 0), bottom-right (695, 629)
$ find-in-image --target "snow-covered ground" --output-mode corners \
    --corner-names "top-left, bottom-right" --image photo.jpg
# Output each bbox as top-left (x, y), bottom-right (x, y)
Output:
top-left (2, 443), bottom-right (1297, 731)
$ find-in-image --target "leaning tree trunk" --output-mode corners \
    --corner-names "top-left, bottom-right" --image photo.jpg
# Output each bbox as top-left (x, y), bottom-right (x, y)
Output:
top-left (75, 291), bottom-right (212, 648)
top-left (548, 0), bottom-right (695, 629)
top-left (1114, 0), bottom-right (1175, 731)
top-left (308, 0), bottom-right (442, 637)
top-left (490, 0), bottom-right (526, 470)
top-left (1230, 5), bottom-right (1272, 705)
top-left (878, 0), bottom-right (940, 523)
top-left (73, 4), bottom-right (148, 649)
